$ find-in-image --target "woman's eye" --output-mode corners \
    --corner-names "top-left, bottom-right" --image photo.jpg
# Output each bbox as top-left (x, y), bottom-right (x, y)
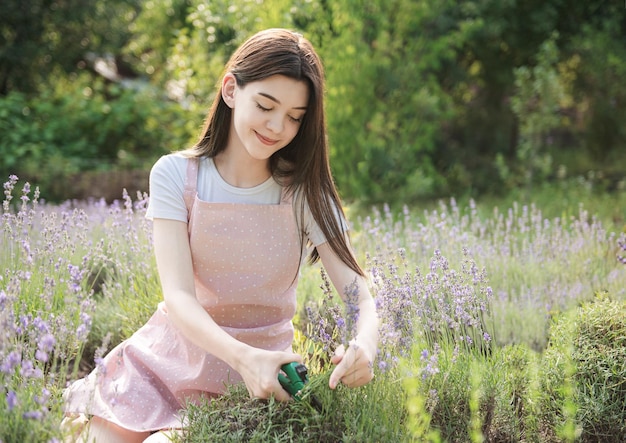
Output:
top-left (289, 115), bottom-right (302, 124)
top-left (256, 103), bottom-right (271, 112)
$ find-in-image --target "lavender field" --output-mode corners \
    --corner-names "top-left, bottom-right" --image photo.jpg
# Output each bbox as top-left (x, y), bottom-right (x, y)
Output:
top-left (2, 174), bottom-right (625, 442)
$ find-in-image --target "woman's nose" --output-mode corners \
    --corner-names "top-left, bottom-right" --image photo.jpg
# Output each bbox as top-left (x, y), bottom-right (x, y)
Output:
top-left (266, 115), bottom-right (284, 134)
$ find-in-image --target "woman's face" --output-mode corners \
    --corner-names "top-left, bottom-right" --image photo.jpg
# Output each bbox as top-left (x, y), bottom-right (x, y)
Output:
top-left (223, 74), bottom-right (309, 162)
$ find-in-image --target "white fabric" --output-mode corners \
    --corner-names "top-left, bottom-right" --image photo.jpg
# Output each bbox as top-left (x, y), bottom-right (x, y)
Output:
top-left (145, 153), bottom-right (339, 246)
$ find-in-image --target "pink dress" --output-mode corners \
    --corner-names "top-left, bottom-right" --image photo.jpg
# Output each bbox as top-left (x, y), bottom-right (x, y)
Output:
top-left (64, 158), bottom-right (303, 431)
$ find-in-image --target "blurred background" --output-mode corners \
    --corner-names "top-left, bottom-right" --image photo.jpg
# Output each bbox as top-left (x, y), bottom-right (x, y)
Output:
top-left (0, 0), bottom-right (624, 206)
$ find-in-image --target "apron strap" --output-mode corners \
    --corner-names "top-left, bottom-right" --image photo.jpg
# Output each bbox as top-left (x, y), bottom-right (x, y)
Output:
top-left (183, 157), bottom-right (199, 221)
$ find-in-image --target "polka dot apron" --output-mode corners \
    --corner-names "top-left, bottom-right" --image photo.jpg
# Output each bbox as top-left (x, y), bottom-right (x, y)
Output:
top-left (64, 158), bottom-right (302, 432)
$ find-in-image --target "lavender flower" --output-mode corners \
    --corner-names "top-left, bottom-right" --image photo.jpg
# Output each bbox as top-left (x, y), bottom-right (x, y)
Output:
top-left (23, 410), bottom-right (44, 420)
top-left (19, 359), bottom-right (43, 379)
top-left (303, 271), bottom-right (362, 353)
top-left (6, 390), bottom-right (18, 411)
top-left (34, 333), bottom-right (56, 362)
top-left (3, 175), bottom-right (18, 212)
top-left (67, 264), bottom-right (85, 293)
top-left (618, 234), bottom-right (626, 265)
top-left (340, 277), bottom-right (361, 347)
top-left (34, 388), bottom-right (50, 405)
top-left (419, 348), bottom-right (440, 379)
top-left (1, 351), bottom-right (22, 374)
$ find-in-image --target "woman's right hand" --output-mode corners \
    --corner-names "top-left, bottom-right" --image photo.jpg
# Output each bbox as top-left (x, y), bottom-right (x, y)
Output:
top-left (235, 347), bottom-right (303, 402)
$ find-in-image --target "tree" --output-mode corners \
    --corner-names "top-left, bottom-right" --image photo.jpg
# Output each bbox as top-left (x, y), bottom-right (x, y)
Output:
top-left (0, 0), bottom-right (141, 95)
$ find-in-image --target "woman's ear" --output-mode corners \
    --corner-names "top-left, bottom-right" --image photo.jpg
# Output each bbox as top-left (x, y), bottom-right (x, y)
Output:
top-left (221, 73), bottom-right (237, 108)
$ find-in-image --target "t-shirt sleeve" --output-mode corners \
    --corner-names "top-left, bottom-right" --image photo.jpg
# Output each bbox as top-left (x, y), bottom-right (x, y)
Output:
top-left (145, 154), bottom-right (188, 222)
top-left (301, 197), bottom-right (348, 247)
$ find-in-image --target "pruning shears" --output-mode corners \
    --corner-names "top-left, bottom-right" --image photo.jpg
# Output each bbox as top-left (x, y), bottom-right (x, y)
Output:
top-left (278, 362), bottom-right (323, 412)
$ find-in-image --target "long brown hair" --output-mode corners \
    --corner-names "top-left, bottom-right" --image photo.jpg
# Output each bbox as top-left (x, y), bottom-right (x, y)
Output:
top-left (184, 28), bottom-right (363, 276)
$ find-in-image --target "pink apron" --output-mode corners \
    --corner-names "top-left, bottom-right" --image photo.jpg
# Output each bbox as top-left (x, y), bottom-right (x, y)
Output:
top-left (64, 158), bottom-right (302, 432)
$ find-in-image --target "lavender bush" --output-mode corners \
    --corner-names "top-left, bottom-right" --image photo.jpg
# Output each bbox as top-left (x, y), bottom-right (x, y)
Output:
top-left (2, 174), bottom-right (625, 441)
top-left (1, 177), bottom-right (159, 442)
top-left (1, 176), bottom-right (100, 442)
top-left (357, 200), bottom-right (625, 350)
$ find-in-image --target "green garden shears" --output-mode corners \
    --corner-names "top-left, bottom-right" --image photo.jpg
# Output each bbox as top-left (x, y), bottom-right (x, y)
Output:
top-left (278, 362), bottom-right (323, 412)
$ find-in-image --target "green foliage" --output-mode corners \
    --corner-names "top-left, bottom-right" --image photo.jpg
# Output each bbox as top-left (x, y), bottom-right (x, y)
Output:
top-left (181, 363), bottom-right (406, 442)
top-left (404, 339), bottom-right (544, 442)
top-left (124, 0), bottom-right (192, 85)
top-left (0, 74), bottom-right (195, 201)
top-left (0, 0), bottom-right (141, 95)
top-left (2, 0), bottom-right (626, 204)
top-left (296, 0), bottom-right (455, 203)
top-left (403, 374), bottom-right (441, 442)
top-left (543, 1), bottom-right (626, 165)
top-left (507, 33), bottom-right (564, 194)
top-left (541, 294), bottom-right (626, 442)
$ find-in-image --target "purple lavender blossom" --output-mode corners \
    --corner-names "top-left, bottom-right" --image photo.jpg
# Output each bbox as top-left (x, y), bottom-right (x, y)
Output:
top-left (618, 234), bottom-right (626, 265)
top-left (341, 277), bottom-right (361, 346)
top-left (21, 182), bottom-right (31, 205)
top-left (31, 316), bottom-right (45, 332)
top-left (67, 264), bottom-right (85, 293)
top-left (3, 175), bottom-right (19, 211)
top-left (23, 410), bottom-right (44, 420)
top-left (76, 323), bottom-right (90, 341)
top-left (35, 349), bottom-right (49, 363)
top-left (19, 359), bottom-right (43, 379)
top-left (1, 350), bottom-right (22, 374)
top-left (303, 271), bottom-right (362, 353)
top-left (34, 388), bottom-right (50, 405)
top-left (6, 390), bottom-right (18, 411)
top-left (419, 348), bottom-right (440, 379)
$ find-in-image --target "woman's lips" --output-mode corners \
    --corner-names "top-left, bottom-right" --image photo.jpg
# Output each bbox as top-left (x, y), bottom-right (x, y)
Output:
top-left (255, 131), bottom-right (278, 146)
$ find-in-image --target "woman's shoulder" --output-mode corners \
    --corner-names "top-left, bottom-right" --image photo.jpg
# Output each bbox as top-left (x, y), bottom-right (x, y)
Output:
top-left (152, 152), bottom-right (207, 179)
top-left (149, 153), bottom-right (192, 190)
top-left (152, 152), bottom-right (189, 170)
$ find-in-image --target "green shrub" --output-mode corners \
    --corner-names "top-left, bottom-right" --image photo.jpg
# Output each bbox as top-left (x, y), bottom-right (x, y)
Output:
top-left (541, 293), bottom-right (626, 442)
top-left (404, 341), bottom-right (543, 442)
top-left (0, 75), bottom-right (196, 201)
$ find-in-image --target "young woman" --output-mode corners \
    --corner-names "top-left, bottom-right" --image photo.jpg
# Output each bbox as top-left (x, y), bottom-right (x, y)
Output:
top-left (63, 28), bottom-right (378, 442)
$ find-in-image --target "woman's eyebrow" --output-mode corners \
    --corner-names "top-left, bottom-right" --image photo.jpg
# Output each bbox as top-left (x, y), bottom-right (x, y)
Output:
top-left (258, 92), bottom-right (307, 110)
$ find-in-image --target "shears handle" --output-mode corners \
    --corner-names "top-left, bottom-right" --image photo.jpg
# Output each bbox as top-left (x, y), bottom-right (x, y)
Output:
top-left (278, 362), bottom-right (308, 400)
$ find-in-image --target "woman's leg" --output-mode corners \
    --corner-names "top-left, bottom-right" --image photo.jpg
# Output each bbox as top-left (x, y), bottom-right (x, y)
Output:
top-left (77, 416), bottom-right (151, 443)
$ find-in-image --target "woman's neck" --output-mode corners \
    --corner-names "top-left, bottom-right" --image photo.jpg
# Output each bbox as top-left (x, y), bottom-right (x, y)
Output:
top-left (213, 150), bottom-right (272, 188)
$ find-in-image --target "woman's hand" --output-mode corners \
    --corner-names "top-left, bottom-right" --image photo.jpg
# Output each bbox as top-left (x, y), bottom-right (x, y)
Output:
top-left (329, 340), bottom-right (375, 389)
top-left (235, 348), bottom-right (303, 402)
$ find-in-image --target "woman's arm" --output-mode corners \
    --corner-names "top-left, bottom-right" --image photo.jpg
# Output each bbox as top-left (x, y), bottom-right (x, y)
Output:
top-left (152, 218), bottom-right (301, 401)
top-left (316, 239), bottom-right (379, 389)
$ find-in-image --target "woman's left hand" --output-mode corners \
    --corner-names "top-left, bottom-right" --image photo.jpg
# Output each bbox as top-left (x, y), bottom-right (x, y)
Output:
top-left (328, 340), bottom-right (375, 389)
